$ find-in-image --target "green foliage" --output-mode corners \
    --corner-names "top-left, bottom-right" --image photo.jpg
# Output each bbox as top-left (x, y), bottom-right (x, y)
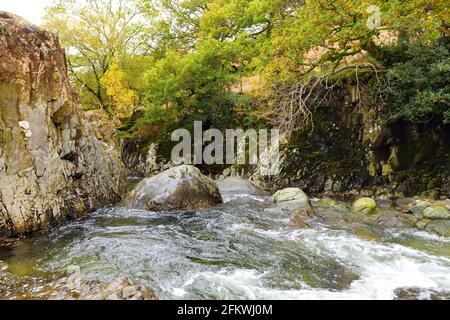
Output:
top-left (43, 0), bottom-right (153, 115)
top-left (383, 39), bottom-right (450, 124)
top-left (142, 37), bottom-right (253, 130)
top-left (43, 0), bottom-right (450, 139)
top-left (137, 106), bottom-right (178, 127)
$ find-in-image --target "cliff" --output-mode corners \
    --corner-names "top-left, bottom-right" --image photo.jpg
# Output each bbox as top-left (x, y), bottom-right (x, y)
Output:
top-left (0, 12), bottom-right (126, 236)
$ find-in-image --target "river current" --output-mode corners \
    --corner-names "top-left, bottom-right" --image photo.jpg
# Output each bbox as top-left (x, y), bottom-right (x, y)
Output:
top-left (0, 191), bottom-right (449, 300)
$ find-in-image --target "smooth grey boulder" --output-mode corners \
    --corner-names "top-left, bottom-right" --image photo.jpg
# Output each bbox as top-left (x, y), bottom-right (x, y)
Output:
top-left (127, 165), bottom-right (222, 211)
top-left (217, 177), bottom-right (268, 196)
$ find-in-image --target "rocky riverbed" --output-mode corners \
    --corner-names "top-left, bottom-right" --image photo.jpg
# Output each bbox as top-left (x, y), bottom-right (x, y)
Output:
top-left (0, 176), bottom-right (449, 300)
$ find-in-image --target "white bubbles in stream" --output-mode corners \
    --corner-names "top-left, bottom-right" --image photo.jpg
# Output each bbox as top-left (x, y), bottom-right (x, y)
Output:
top-left (1, 192), bottom-right (449, 300)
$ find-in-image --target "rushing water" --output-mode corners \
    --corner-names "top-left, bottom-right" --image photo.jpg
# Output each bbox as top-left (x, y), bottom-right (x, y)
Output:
top-left (0, 191), bottom-right (449, 300)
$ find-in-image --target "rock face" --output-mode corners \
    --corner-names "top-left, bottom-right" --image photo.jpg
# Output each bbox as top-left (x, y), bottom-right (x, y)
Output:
top-left (249, 81), bottom-right (450, 199)
top-left (0, 12), bottom-right (126, 236)
top-left (127, 165), bottom-right (222, 211)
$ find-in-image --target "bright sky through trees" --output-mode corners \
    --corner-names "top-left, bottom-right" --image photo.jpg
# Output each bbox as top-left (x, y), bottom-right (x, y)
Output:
top-left (0, 0), bottom-right (52, 25)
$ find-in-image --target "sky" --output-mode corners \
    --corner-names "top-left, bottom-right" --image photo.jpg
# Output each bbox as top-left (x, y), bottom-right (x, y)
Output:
top-left (0, 0), bottom-right (54, 25)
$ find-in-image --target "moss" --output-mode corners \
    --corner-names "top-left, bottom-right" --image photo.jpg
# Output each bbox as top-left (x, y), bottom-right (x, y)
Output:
top-left (420, 189), bottom-right (440, 200)
top-left (354, 228), bottom-right (381, 242)
top-left (0, 130), bottom-right (12, 145)
top-left (394, 237), bottom-right (450, 258)
top-left (316, 198), bottom-right (338, 208)
top-left (352, 198), bottom-right (377, 214)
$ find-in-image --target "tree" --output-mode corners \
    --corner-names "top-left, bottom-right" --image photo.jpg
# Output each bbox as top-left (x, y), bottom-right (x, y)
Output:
top-left (383, 38), bottom-right (450, 124)
top-left (43, 0), bottom-right (153, 113)
top-left (101, 58), bottom-right (136, 118)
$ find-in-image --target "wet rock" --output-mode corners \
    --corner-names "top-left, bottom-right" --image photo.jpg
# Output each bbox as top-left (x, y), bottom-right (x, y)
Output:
top-left (316, 203), bottom-right (416, 233)
top-left (0, 12), bottom-right (126, 236)
top-left (217, 177), bottom-right (268, 196)
top-left (394, 287), bottom-right (450, 300)
top-left (127, 165), bottom-right (223, 211)
top-left (416, 219), bottom-right (430, 230)
top-left (271, 188), bottom-right (315, 228)
top-left (273, 188), bottom-right (308, 203)
top-left (422, 205), bottom-right (450, 220)
top-left (375, 198), bottom-right (393, 209)
top-left (415, 200), bottom-right (432, 209)
top-left (315, 198), bottom-right (338, 208)
top-left (353, 227), bottom-right (382, 242)
top-left (425, 220), bottom-right (450, 237)
top-left (375, 211), bottom-right (416, 229)
top-left (0, 237), bottom-right (17, 248)
top-left (48, 277), bottom-right (155, 300)
top-left (352, 197), bottom-right (377, 214)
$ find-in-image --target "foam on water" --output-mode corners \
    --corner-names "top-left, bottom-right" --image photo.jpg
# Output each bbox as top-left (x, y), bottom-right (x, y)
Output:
top-left (1, 192), bottom-right (449, 300)
top-left (163, 223), bottom-right (450, 300)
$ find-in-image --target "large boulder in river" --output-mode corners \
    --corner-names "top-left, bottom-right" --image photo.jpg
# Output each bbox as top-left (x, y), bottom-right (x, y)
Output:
top-left (127, 165), bottom-right (222, 211)
top-left (0, 12), bottom-right (126, 236)
top-left (271, 188), bottom-right (315, 228)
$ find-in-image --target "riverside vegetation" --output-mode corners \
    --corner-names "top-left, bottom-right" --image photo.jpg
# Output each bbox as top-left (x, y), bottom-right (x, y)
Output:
top-left (0, 0), bottom-right (449, 300)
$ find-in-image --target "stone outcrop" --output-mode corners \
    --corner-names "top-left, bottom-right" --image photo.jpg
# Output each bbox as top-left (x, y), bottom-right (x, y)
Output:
top-left (127, 165), bottom-right (222, 211)
top-left (249, 81), bottom-right (450, 199)
top-left (0, 12), bottom-right (126, 236)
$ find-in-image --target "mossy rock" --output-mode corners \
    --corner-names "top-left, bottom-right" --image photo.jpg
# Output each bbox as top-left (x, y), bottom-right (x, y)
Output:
top-left (354, 227), bottom-right (381, 242)
top-left (316, 198), bottom-right (338, 208)
top-left (352, 197), bottom-right (377, 214)
top-left (422, 205), bottom-right (450, 220)
top-left (0, 130), bottom-right (12, 145)
top-left (416, 219), bottom-right (430, 230)
top-left (425, 220), bottom-right (450, 237)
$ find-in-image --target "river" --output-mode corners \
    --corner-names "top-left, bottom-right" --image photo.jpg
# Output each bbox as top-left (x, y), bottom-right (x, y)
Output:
top-left (0, 190), bottom-right (449, 300)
